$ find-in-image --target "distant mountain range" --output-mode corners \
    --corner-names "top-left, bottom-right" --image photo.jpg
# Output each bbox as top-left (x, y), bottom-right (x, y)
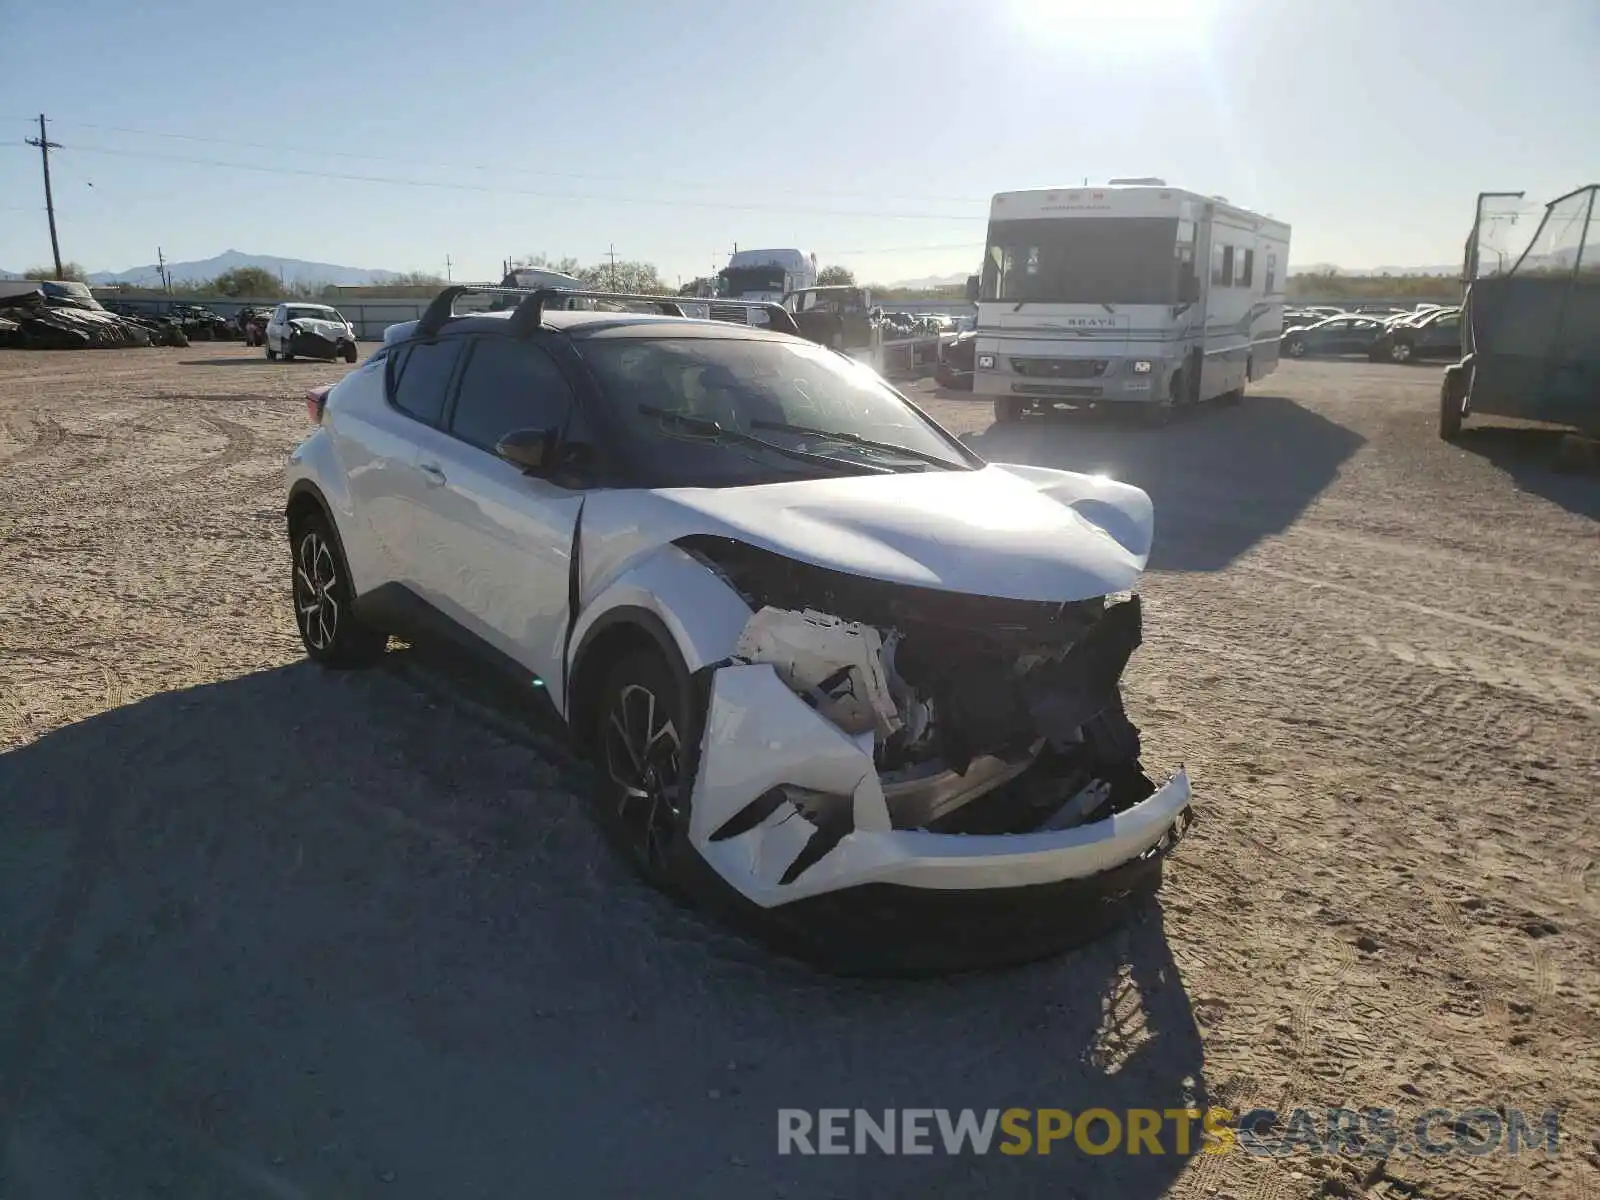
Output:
top-left (1292, 263), bottom-right (1460, 278)
top-left (85, 250), bottom-right (401, 288)
top-left (883, 272), bottom-right (970, 290)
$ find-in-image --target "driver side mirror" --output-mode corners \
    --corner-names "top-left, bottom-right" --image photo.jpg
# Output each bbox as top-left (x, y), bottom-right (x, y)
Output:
top-left (965, 274), bottom-right (980, 303)
top-left (496, 427), bottom-right (595, 481)
top-left (495, 426), bottom-right (561, 475)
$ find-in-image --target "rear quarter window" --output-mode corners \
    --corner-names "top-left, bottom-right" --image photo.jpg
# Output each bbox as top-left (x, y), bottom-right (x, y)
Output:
top-left (387, 339), bottom-right (463, 426)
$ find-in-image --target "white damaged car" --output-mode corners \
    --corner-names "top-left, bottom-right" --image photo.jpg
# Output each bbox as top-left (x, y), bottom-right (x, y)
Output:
top-left (285, 286), bottom-right (1193, 971)
top-left (266, 302), bottom-right (359, 363)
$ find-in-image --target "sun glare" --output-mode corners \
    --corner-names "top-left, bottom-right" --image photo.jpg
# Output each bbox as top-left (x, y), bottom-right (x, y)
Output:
top-left (1005, 0), bottom-right (1218, 51)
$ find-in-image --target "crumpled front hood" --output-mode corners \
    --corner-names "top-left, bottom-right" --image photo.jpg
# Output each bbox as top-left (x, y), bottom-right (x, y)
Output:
top-left (289, 318), bottom-right (348, 339)
top-left (585, 463), bottom-right (1155, 604)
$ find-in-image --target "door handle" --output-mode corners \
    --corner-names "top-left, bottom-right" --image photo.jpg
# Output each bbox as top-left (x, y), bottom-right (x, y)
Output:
top-left (418, 462), bottom-right (446, 485)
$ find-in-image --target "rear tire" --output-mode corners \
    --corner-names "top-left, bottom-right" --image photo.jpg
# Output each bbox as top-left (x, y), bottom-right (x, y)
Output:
top-left (1286, 338), bottom-right (1307, 358)
top-left (1391, 338), bottom-right (1415, 364)
top-left (290, 511), bottom-right (385, 668)
top-left (993, 396), bottom-right (1025, 423)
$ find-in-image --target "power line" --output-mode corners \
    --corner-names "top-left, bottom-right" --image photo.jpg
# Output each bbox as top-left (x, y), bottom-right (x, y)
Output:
top-left (26, 117), bottom-right (991, 206)
top-left (48, 142), bottom-right (985, 222)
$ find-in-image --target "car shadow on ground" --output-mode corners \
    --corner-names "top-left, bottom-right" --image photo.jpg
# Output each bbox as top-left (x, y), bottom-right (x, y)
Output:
top-left (0, 658), bottom-right (1207, 1199)
top-left (1454, 425), bottom-right (1600, 520)
top-left (964, 394), bottom-right (1366, 572)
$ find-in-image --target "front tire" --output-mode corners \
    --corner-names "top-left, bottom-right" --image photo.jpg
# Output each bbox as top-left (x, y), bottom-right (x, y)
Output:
top-left (265, 344), bottom-right (278, 360)
top-left (342, 342), bottom-right (358, 363)
top-left (592, 649), bottom-right (698, 890)
top-left (290, 512), bottom-right (385, 668)
top-left (1439, 369), bottom-right (1466, 442)
top-left (1286, 338), bottom-right (1307, 358)
top-left (993, 396), bottom-right (1025, 423)
top-left (1391, 338), bottom-right (1415, 364)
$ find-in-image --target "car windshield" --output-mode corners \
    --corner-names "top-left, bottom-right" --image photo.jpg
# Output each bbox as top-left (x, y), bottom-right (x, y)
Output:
top-left (980, 217), bottom-right (1181, 305)
top-left (578, 336), bottom-right (974, 487)
top-left (718, 265), bottom-right (785, 297)
top-left (289, 307), bottom-right (341, 322)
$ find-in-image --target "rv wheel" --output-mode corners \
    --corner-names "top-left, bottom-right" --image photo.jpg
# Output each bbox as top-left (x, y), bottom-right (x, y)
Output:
top-left (1438, 370), bottom-right (1466, 441)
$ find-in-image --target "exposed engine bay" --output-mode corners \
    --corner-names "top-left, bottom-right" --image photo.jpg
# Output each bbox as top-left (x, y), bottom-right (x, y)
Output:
top-left (679, 535), bottom-right (1158, 842)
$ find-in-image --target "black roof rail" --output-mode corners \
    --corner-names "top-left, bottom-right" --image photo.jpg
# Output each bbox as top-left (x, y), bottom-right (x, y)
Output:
top-left (415, 284), bottom-right (800, 339)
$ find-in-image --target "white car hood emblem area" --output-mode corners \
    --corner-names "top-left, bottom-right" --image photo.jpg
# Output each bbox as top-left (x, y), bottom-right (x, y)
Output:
top-left (643, 462), bottom-right (1154, 604)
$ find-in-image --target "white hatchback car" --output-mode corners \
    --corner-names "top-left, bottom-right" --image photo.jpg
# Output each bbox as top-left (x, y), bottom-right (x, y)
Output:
top-left (266, 302), bottom-right (359, 363)
top-left (284, 286), bottom-right (1193, 971)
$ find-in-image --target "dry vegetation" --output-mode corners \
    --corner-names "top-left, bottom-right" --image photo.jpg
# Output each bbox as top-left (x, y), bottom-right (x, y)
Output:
top-left (0, 345), bottom-right (1596, 1199)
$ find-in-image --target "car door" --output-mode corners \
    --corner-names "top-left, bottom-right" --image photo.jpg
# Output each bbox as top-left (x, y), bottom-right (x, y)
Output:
top-left (1422, 313), bottom-right (1461, 356)
top-left (1307, 318), bottom-right (1340, 352)
top-left (346, 335), bottom-right (468, 591)
top-left (268, 304), bottom-right (286, 351)
top-left (1348, 319), bottom-right (1380, 354)
top-left (402, 333), bottom-right (588, 691)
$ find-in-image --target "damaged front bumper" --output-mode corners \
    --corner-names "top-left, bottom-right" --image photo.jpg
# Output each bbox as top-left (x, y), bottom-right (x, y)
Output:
top-left (288, 328), bottom-right (349, 359)
top-left (689, 662), bottom-right (1192, 909)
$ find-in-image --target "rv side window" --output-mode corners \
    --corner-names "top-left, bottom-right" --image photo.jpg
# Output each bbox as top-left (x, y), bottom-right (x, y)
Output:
top-left (1266, 251), bottom-right (1278, 294)
top-left (1238, 249), bottom-right (1255, 289)
top-left (1213, 244), bottom-right (1235, 286)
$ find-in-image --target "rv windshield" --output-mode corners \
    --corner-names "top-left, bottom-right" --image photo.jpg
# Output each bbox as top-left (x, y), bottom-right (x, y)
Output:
top-left (719, 265), bottom-right (786, 297)
top-left (980, 217), bottom-right (1181, 306)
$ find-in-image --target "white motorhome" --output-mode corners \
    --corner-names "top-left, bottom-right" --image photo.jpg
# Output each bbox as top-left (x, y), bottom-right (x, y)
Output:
top-left (969, 180), bottom-right (1290, 422)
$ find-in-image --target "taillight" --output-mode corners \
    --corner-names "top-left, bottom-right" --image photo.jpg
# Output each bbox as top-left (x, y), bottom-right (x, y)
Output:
top-left (305, 385), bottom-right (331, 424)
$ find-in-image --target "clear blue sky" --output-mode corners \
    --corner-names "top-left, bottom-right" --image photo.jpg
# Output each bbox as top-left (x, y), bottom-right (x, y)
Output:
top-left (1, 0), bottom-right (1595, 284)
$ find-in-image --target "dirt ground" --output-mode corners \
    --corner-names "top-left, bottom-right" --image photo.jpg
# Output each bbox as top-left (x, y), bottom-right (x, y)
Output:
top-left (0, 343), bottom-right (1596, 1200)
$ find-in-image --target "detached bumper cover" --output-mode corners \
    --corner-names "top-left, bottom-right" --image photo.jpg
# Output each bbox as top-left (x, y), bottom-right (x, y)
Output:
top-left (689, 663), bottom-right (1192, 909)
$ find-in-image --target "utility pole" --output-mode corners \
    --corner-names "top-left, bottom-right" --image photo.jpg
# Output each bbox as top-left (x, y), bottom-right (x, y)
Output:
top-left (25, 114), bottom-right (64, 280)
top-left (445, 254), bottom-right (453, 283)
top-left (157, 247), bottom-right (169, 293)
top-left (607, 243), bottom-right (618, 290)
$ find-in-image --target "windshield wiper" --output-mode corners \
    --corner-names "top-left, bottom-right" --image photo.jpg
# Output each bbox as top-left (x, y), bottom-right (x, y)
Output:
top-left (748, 419), bottom-right (968, 470)
top-left (637, 406), bottom-right (892, 474)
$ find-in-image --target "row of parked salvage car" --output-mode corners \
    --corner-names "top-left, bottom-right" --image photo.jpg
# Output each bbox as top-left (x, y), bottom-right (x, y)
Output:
top-left (0, 278), bottom-right (248, 350)
top-left (1281, 303), bottom-right (1463, 364)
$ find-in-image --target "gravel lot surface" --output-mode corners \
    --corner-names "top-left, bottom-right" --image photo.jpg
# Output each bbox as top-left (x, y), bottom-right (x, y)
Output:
top-left (1, 344), bottom-right (1597, 1199)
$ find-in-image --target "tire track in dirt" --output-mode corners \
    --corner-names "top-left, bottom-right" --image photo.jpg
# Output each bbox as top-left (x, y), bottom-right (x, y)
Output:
top-left (0, 414), bottom-right (66, 465)
top-left (1358, 634), bottom-right (1600, 720)
top-left (1241, 562), bottom-right (1600, 664)
top-left (1571, 858), bottom-right (1595, 912)
top-left (171, 416), bottom-right (258, 483)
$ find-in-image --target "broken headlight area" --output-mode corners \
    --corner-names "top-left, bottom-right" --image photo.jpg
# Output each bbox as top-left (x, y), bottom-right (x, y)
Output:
top-left (683, 535), bottom-right (1164, 851)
